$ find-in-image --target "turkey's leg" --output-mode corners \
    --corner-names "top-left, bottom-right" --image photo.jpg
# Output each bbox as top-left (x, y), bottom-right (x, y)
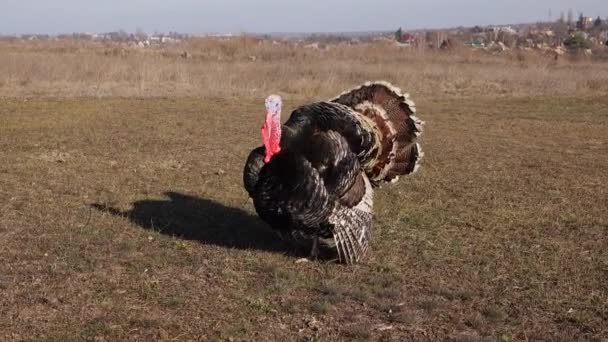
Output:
top-left (309, 236), bottom-right (320, 259)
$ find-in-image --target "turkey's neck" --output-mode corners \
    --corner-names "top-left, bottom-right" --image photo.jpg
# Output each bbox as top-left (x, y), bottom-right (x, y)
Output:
top-left (262, 112), bottom-right (282, 163)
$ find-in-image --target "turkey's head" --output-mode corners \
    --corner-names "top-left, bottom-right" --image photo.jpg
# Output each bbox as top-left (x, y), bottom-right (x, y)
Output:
top-left (262, 95), bottom-right (282, 163)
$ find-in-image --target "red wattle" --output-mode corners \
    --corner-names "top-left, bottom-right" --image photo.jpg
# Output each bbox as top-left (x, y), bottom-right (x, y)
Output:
top-left (261, 113), bottom-right (281, 163)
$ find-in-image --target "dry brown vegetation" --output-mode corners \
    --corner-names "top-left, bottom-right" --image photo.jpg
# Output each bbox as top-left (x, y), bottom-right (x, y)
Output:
top-left (1, 39), bottom-right (607, 340)
top-left (1, 38), bottom-right (608, 99)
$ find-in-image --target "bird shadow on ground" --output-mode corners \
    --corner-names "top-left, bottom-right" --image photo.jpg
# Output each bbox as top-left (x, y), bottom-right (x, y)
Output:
top-left (91, 191), bottom-right (294, 255)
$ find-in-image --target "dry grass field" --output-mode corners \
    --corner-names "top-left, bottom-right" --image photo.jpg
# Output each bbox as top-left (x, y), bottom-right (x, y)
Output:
top-left (1, 39), bottom-right (607, 341)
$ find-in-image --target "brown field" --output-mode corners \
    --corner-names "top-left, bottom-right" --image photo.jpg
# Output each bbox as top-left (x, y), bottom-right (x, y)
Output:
top-left (1, 39), bottom-right (607, 341)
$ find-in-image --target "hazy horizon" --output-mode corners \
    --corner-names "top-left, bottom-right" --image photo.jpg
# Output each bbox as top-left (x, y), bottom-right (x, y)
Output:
top-left (1, 0), bottom-right (607, 35)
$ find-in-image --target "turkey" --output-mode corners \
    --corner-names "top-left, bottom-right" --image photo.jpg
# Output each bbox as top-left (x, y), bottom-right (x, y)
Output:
top-left (243, 81), bottom-right (424, 264)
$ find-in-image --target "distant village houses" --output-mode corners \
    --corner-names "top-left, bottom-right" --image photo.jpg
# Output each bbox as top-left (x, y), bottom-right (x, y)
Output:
top-left (391, 11), bottom-right (607, 55)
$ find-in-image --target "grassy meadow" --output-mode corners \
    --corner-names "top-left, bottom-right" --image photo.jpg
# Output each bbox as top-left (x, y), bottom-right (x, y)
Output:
top-left (0, 38), bottom-right (607, 340)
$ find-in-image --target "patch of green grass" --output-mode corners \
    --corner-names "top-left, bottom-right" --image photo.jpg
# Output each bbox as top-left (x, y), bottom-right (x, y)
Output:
top-left (244, 297), bottom-right (274, 314)
top-left (162, 296), bottom-right (186, 309)
top-left (433, 287), bottom-right (474, 301)
top-left (81, 318), bottom-right (113, 340)
top-left (482, 306), bottom-right (506, 322)
top-left (310, 301), bottom-right (331, 315)
top-left (417, 300), bottom-right (441, 312)
top-left (339, 324), bottom-right (372, 341)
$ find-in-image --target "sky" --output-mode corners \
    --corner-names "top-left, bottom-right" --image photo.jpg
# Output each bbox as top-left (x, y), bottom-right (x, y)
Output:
top-left (1, 0), bottom-right (607, 34)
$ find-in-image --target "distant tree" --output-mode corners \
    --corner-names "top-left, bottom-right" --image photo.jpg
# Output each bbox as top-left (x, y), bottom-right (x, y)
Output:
top-left (553, 20), bottom-right (570, 43)
top-left (498, 31), bottom-right (517, 48)
top-left (594, 16), bottom-right (603, 28)
top-left (135, 27), bottom-right (148, 41)
top-left (576, 13), bottom-right (585, 30)
top-left (425, 31), bottom-right (435, 47)
top-left (564, 32), bottom-right (592, 50)
top-left (394, 27), bottom-right (403, 42)
top-left (117, 29), bottom-right (129, 42)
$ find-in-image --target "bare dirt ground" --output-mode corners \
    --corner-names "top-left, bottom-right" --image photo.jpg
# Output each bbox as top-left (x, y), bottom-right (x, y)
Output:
top-left (1, 40), bottom-right (607, 340)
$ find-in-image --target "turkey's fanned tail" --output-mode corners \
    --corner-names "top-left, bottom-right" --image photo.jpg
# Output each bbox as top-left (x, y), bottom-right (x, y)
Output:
top-left (331, 81), bottom-right (424, 186)
top-left (329, 174), bottom-right (373, 264)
